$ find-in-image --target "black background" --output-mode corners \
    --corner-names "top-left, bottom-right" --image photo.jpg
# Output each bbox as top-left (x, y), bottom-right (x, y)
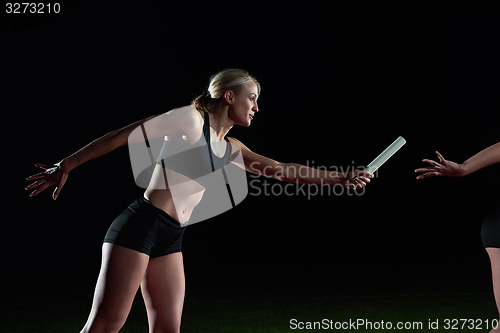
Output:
top-left (3, 2), bottom-right (500, 302)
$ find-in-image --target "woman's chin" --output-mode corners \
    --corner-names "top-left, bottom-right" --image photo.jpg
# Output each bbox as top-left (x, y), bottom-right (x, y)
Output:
top-left (236, 118), bottom-right (252, 127)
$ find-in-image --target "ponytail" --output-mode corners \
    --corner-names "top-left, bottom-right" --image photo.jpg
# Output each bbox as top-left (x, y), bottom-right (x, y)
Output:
top-left (191, 69), bottom-right (260, 115)
top-left (191, 93), bottom-right (221, 114)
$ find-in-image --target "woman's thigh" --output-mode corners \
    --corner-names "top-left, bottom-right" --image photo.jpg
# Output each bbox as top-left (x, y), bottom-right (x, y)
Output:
top-left (83, 243), bottom-right (150, 332)
top-left (140, 252), bottom-right (185, 332)
top-left (487, 248), bottom-right (500, 310)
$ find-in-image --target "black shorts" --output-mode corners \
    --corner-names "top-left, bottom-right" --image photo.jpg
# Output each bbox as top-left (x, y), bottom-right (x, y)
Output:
top-left (104, 197), bottom-right (186, 258)
top-left (481, 207), bottom-right (500, 249)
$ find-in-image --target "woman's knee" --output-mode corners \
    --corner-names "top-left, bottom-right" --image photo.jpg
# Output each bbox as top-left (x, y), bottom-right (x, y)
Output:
top-left (81, 309), bottom-right (127, 333)
top-left (152, 323), bottom-right (181, 333)
top-left (96, 306), bottom-right (129, 330)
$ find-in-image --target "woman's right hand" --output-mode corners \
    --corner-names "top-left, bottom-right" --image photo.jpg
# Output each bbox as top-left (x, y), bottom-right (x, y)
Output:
top-left (25, 162), bottom-right (69, 200)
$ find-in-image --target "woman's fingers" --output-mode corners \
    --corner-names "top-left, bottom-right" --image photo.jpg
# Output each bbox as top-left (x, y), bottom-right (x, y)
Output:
top-left (26, 163), bottom-right (68, 199)
top-left (415, 152), bottom-right (452, 179)
top-left (25, 170), bottom-right (53, 193)
top-left (415, 157), bottom-right (444, 180)
top-left (421, 158), bottom-right (442, 167)
top-left (356, 170), bottom-right (374, 178)
top-left (415, 168), bottom-right (440, 179)
top-left (53, 187), bottom-right (61, 200)
top-left (26, 171), bottom-right (47, 180)
top-left (355, 178), bottom-right (369, 188)
top-left (52, 174), bottom-right (68, 200)
top-left (346, 170), bottom-right (373, 189)
top-left (34, 163), bottom-right (49, 170)
top-left (435, 151), bottom-right (445, 163)
top-left (348, 177), bottom-right (364, 189)
top-left (358, 176), bottom-right (371, 184)
top-left (26, 163), bottom-right (51, 183)
top-left (356, 179), bottom-right (366, 188)
top-left (28, 181), bottom-right (51, 197)
top-left (25, 179), bottom-right (46, 190)
top-left (415, 166), bottom-right (439, 173)
top-left (416, 171), bottom-right (440, 180)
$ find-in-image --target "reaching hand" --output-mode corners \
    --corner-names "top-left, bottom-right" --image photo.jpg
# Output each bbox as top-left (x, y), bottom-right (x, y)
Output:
top-left (25, 163), bottom-right (69, 200)
top-left (415, 151), bottom-right (464, 180)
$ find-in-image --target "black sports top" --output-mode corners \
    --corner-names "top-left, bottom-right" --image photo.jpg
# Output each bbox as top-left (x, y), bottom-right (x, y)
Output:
top-left (156, 111), bottom-right (232, 180)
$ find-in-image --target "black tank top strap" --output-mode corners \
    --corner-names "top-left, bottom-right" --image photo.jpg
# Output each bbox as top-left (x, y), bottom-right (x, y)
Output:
top-left (202, 111), bottom-right (231, 172)
top-left (203, 111), bottom-right (215, 172)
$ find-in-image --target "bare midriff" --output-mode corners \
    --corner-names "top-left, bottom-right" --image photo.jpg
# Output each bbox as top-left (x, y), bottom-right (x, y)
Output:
top-left (144, 164), bottom-right (205, 224)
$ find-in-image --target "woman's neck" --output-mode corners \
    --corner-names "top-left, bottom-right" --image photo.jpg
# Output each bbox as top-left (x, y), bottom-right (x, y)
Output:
top-left (208, 106), bottom-right (234, 141)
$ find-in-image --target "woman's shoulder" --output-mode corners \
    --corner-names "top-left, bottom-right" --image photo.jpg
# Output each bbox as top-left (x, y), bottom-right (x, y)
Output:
top-left (164, 105), bottom-right (204, 122)
top-left (162, 105), bottom-right (204, 131)
top-left (227, 137), bottom-right (248, 150)
top-left (136, 105), bottom-right (204, 141)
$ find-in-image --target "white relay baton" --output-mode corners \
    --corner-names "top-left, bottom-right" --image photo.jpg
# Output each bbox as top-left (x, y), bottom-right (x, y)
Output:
top-left (348, 136), bottom-right (407, 189)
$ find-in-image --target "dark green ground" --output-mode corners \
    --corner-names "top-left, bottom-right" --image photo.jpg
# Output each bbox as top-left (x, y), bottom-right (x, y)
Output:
top-left (2, 292), bottom-right (498, 332)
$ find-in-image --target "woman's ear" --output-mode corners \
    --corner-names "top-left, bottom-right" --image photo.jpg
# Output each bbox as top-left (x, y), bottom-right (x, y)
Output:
top-left (224, 90), bottom-right (234, 104)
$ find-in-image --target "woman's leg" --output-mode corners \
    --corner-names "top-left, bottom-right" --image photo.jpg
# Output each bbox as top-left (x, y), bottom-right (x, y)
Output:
top-left (80, 243), bottom-right (150, 333)
top-left (140, 252), bottom-right (185, 333)
top-left (486, 247), bottom-right (500, 333)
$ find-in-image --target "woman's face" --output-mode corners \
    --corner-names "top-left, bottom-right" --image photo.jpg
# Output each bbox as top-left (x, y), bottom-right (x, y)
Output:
top-left (227, 81), bottom-right (259, 127)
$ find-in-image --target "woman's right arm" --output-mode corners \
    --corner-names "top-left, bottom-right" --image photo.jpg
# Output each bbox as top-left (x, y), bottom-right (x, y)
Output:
top-left (61, 115), bottom-right (160, 171)
top-left (25, 114), bottom-right (158, 199)
top-left (25, 106), bottom-right (203, 200)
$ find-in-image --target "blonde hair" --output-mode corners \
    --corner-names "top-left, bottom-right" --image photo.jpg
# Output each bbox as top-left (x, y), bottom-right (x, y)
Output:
top-left (192, 69), bottom-right (260, 114)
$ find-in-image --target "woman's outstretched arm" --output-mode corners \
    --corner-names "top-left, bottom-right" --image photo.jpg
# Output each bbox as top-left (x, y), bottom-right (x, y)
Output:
top-left (415, 142), bottom-right (500, 179)
top-left (229, 137), bottom-right (373, 189)
top-left (25, 106), bottom-right (202, 199)
top-left (25, 115), bottom-right (158, 199)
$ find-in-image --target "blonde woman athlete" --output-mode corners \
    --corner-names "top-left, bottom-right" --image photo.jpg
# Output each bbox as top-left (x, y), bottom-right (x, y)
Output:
top-left (416, 142), bottom-right (500, 332)
top-left (25, 69), bottom-right (373, 333)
